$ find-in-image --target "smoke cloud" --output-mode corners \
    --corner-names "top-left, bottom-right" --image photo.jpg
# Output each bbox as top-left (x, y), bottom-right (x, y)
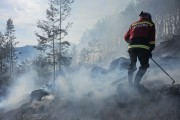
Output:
top-left (0, 57), bottom-right (180, 120)
top-left (55, 67), bottom-right (126, 101)
top-left (0, 72), bottom-right (38, 111)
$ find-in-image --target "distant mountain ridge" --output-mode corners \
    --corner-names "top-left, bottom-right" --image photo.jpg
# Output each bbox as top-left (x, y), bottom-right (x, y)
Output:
top-left (16, 45), bottom-right (40, 62)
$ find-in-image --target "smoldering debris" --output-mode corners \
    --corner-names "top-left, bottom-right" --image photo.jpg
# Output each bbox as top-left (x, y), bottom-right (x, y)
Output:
top-left (30, 89), bottom-right (49, 102)
top-left (2, 59), bottom-right (180, 120)
top-left (1, 82), bottom-right (180, 120)
top-left (1, 56), bottom-right (180, 120)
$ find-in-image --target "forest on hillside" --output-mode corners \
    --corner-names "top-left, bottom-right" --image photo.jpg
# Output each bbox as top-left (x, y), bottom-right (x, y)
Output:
top-left (77, 0), bottom-right (180, 65)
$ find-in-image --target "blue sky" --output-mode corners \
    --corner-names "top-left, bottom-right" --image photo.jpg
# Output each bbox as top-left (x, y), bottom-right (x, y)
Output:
top-left (0, 0), bottom-right (131, 47)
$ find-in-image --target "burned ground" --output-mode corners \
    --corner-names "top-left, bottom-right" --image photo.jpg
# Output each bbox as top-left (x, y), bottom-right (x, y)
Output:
top-left (1, 36), bottom-right (180, 120)
top-left (1, 83), bottom-right (180, 120)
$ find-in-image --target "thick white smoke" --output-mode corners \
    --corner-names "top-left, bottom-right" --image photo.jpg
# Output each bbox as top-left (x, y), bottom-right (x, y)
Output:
top-left (0, 64), bottom-right (127, 111)
top-left (0, 72), bottom-right (38, 111)
top-left (54, 67), bottom-right (127, 101)
top-left (0, 57), bottom-right (179, 114)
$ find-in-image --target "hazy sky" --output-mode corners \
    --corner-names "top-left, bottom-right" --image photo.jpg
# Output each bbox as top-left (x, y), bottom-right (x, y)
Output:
top-left (0, 0), bottom-right (131, 47)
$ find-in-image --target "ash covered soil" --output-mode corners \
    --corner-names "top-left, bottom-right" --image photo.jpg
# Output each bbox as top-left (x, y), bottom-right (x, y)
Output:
top-left (1, 36), bottom-right (180, 120)
top-left (1, 84), bottom-right (180, 120)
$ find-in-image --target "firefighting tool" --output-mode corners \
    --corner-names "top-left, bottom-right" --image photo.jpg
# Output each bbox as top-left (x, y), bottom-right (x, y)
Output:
top-left (151, 57), bottom-right (176, 85)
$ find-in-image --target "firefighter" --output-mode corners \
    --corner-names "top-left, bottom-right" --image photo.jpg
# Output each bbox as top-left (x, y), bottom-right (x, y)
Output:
top-left (124, 11), bottom-right (155, 87)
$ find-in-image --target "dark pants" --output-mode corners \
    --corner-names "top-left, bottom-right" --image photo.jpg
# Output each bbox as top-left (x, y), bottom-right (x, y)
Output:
top-left (128, 48), bottom-right (150, 86)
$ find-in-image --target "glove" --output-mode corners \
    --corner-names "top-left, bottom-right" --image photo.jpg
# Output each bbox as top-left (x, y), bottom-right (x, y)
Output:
top-left (126, 40), bottom-right (130, 43)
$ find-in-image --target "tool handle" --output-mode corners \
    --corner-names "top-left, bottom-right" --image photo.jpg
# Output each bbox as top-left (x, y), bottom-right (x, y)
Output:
top-left (151, 58), bottom-right (176, 84)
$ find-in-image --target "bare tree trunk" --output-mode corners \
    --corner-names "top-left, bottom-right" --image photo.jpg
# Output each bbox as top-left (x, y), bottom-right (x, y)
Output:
top-left (59, 0), bottom-right (62, 72)
top-left (53, 27), bottom-right (56, 83)
top-left (174, 8), bottom-right (179, 34)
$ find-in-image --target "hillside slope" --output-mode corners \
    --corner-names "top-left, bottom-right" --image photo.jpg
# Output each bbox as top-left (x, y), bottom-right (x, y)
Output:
top-left (1, 35), bottom-right (180, 120)
top-left (154, 35), bottom-right (180, 58)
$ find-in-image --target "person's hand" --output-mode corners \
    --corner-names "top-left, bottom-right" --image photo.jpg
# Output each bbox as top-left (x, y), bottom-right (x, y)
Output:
top-left (126, 40), bottom-right (130, 43)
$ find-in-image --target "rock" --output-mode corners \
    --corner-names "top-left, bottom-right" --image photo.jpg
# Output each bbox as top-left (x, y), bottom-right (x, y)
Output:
top-left (30, 89), bottom-right (49, 102)
top-left (153, 36), bottom-right (180, 58)
top-left (109, 57), bottom-right (129, 71)
top-left (158, 84), bottom-right (180, 96)
top-left (91, 66), bottom-right (108, 76)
